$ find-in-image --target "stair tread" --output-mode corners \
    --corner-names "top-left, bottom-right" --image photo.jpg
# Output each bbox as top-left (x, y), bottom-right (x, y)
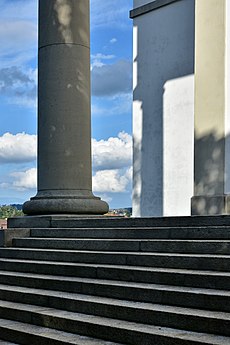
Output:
top-left (14, 237), bottom-right (230, 242)
top-left (0, 305), bottom-right (229, 344)
top-left (1, 257), bottom-right (230, 275)
top-left (0, 291), bottom-right (229, 320)
top-left (0, 318), bottom-right (122, 345)
top-left (0, 275), bottom-right (229, 296)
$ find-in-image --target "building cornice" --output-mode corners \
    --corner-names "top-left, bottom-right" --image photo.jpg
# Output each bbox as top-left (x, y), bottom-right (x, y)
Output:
top-left (130, 0), bottom-right (182, 19)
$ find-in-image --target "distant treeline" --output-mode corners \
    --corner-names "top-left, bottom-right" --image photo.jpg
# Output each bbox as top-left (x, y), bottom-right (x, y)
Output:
top-left (0, 205), bottom-right (23, 219)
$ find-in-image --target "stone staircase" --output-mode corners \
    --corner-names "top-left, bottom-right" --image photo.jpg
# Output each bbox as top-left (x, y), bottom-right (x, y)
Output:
top-left (0, 216), bottom-right (230, 344)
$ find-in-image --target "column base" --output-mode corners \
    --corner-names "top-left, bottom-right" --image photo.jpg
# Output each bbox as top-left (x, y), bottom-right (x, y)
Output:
top-left (23, 190), bottom-right (109, 216)
top-left (191, 195), bottom-right (230, 215)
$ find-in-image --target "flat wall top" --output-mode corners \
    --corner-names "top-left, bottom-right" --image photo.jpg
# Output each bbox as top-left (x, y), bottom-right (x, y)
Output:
top-left (134, 0), bottom-right (154, 7)
top-left (130, 0), bottom-right (182, 18)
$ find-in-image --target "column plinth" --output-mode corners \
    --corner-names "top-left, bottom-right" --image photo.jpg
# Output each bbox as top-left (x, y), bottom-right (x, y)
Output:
top-left (23, 0), bottom-right (108, 215)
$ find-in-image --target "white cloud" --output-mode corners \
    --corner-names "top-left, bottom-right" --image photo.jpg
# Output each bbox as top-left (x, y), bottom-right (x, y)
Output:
top-left (8, 165), bottom-right (132, 194)
top-left (93, 168), bottom-right (131, 193)
top-left (92, 60), bottom-right (132, 97)
top-left (91, 53), bottom-right (115, 60)
top-left (110, 38), bottom-right (117, 44)
top-left (0, 132), bottom-right (37, 164)
top-left (0, 131), bottom-right (131, 167)
top-left (11, 168), bottom-right (37, 190)
top-left (92, 131), bottom-right (132, 170)
top-left (0, 131), bottom-right (132, 196)
top-left (91, 53), bottom-right (115, 70)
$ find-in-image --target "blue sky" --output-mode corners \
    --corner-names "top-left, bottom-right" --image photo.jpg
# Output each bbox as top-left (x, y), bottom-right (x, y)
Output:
top-left (0, 0), bottom-right (133, 209)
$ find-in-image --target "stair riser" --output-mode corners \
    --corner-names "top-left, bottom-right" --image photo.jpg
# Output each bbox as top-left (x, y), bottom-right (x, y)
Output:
top-left (0, 325), bottom-right (213, 345)
top-left (0, 326), bottom-right (75, 345)
top-left (0, 279), bottom-right (229, 313)
top-left (12, 239), bottom-right (230, 255)
top-left (1, 253), bottom-right (230, 272)
top-left (0, 296), bottom-right (229, 336)
top-left (0, 263), bottom-right (229, 290)
top-left (31, 227), bottom-right (230, 239)
top-left (9, 215), bottom-right (230, 229)
top-left (0, 307), bottom-right (225, 345)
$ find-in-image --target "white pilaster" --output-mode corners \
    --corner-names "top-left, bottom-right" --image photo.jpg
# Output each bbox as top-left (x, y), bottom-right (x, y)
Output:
top-left (192, 0), bottom-right (230, 214)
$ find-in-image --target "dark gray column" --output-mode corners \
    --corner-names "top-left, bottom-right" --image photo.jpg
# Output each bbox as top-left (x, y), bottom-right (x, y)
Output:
top-left (23, 0), bottom-right (108, 215)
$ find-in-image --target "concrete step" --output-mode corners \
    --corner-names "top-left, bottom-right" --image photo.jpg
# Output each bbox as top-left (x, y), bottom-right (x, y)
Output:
top-left (8, 214), bottom-right (230, 229)
top-left (0, 274), bottom-right (229, 312)
top-left (0, 341), bottom-right (18, 345)
top-left (0, 249), bottom-right (230, 275)
top-left (0, 318), bottom-right (122, 345)
top-left (11, 237), bottom-right (230, 254)
top-left (0, 287), bottom-right (229, 336)
top-left (0, 300), bottom-right (230, 344)
top-left (31, 226), bottom-right (230, 239)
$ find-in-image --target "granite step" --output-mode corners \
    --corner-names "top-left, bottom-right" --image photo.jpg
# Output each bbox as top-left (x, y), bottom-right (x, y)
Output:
top-left (8, 215), bottom-right (230, 229)
top-left (31, 226), bottom-right (230, 239)
top-left (0, 288), bottom-right (229, 336)
top-left (0, 318), bottom-right (122, 345)
top-left (0, 282), bottom-right (229, 314)
top-left (0, 249), bottom-right (230, 272)
top-left (0, 260), bottom-right (230, 290)
top-left (0, 301), bottom-right (230, 344)
top-left (0, 248), bottom-right (230, 271)
top-left (11, 238), bottom-right (230, 254)
top-left (1, 247), bottom-right (230, 270)
top-left (0, 274), bottom-right (229, 312)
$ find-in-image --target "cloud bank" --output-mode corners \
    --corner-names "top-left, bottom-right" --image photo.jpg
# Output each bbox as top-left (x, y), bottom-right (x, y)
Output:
top-left (0, 132), bottom-right (37, 164)
top-left (0, 131), bottom-right (132, 194)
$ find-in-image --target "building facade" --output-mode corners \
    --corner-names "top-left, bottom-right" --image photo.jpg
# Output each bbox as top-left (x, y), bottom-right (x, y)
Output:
top-left (131, 0), bottom-right (195, 217)
top-left (131, 0), bottom-right (230, 217)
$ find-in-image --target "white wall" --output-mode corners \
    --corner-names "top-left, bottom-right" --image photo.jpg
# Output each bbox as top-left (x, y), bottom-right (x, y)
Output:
top-left (225, 0), bottom-right (230, 193)
top-left (163, 75), bottom-right (194, 215)
top-left (132, 0), bottom-right (195, 217)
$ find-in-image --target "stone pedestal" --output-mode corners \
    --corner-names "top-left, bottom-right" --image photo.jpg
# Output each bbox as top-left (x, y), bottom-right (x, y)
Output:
top-left (192, 0), bottom-right (230, 215)
top-left (23, 0), bottom-right (108, 215)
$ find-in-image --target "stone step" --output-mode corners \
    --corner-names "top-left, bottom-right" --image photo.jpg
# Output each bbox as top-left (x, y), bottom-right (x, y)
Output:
top-left (0, 287), bottom-right (229, 336)
top-left (0, 318), bottom-right (122, 345)
top-left (0, 274), bottom-right (229, 312)
top-left (0, 249), bottom-right (230, 276)
top-left (1, 248), bottom-right (230, 271)
top-left (11, 237), bottom-right (230, 254)
top-left (0, 341), bottom-right (18, 345)
top-left (31, 226), bottom-right (230, 239)
top-left (0, 260), bottom-right (230, 290)
top-left (8, 215), bottom-right (230, 229)
top-left (0, 301), bottom-right (229, 344)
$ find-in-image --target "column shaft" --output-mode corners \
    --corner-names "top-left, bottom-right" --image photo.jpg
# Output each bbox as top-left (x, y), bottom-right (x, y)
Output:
top-left (23, 0), bottom-right (108, 215)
